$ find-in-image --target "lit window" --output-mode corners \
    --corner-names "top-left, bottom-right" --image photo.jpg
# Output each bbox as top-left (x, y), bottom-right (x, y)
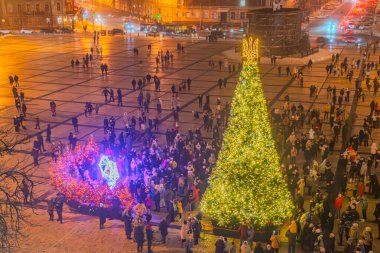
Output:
top-left (240, 0), bottom-right (246, 7)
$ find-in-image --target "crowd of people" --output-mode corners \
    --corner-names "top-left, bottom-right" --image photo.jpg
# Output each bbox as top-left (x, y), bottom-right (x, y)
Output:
top-left (8, 31), bottom-right (380, 253)
top-left (212, 41), bottom-right (380, 253)
top-left (18, 42), bottom-right (238, 253)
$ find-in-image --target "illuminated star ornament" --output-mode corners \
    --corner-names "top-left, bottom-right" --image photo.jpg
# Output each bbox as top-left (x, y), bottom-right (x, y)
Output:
top-left (241, 36), bottom-right (259, 62)
top-left (98, 155), bottom-right (120, 189)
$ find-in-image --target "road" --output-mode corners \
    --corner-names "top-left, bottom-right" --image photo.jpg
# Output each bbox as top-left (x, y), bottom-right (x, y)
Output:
top-left (307, 0), bottom-right (371, 44)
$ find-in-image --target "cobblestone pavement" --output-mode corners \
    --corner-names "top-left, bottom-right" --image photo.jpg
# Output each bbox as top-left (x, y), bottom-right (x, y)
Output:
top-left (1, 33), bottom-right (379, 252)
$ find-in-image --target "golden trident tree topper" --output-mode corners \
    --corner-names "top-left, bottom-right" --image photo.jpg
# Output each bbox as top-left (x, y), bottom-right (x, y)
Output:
top-left (242, 37), bottom-right (259, 62)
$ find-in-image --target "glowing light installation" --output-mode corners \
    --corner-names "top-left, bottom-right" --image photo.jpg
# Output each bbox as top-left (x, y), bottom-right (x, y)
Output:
top-left (98, 155), bottom-right (120, 189)
top-left (201, 37), bottom-right (293, 228)
top-left (49, 137), bottom-right (133, 208)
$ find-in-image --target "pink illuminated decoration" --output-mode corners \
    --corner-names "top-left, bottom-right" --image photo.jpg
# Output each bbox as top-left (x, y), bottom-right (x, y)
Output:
top-left (49, 137), bottom-right (133, 208)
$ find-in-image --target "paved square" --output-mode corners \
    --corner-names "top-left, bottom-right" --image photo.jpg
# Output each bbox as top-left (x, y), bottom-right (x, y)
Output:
top-left (1, 33), bottom-right (380, 252)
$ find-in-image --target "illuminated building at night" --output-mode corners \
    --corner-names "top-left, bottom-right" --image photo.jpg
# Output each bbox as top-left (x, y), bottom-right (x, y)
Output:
top-left (0, 0), bottom-right (77, 29)
top-left (107, 0), bottom-right (272, 26)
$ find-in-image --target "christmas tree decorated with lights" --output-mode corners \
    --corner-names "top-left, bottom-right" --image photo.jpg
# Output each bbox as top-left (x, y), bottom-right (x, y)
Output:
top-left (201, 37), bottom-right (294, 228)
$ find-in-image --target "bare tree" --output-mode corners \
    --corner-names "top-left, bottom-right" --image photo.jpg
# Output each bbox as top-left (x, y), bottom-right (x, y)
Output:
top-left (0, 170), bottom-right (34, 252)
top-left (0, 126), bottom-right (34, 252)
top-left (0, 126), bottom-right (19, 156)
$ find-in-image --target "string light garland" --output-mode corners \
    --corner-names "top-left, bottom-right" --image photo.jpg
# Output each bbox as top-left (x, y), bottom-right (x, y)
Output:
top-left (49, 137), bottom-right (133, 208)
top-left (201, 37), bottom-right (294, 228)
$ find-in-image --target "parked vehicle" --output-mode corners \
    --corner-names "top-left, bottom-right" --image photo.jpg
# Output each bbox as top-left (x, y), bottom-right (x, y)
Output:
top-left (0, 29), bottom-right (11, 35)
top-left (342, 36), bottom-right (357, 44)
top-left (20, 28), bottom-right (33, 34)
top-left (109, 28), bottom-right (124, 35)
top-left (147, 31), bottom-right (159, 37)
top-left (57, 28), bottom-right (74, 33)
top-left (40, 28), bottom-right (56, 34)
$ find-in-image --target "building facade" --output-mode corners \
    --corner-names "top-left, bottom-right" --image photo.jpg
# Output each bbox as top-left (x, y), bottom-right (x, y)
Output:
top-left (106, 0), bottom-right (272, 26)
top-left (0, 0), bottom-right (76, 29)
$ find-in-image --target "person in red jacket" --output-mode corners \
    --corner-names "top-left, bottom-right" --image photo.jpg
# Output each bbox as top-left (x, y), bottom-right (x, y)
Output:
top-left (335, 193), bottom-right (343, 218)
top-left (188, 185), bottom-right (199, 211)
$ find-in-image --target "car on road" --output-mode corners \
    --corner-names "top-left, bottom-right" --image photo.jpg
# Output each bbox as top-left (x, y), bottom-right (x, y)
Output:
top-left (343, 29), bottom-right (354, 35)
top-left (315, 36), bottom-right (327, 44)
top-left (147, 31), bottom-right (159, 37)
top-left (40, 28), bottom-right (56, 34)
top-left (56, 28), bottom-right (74, 34)
top-left (342, 36), bottom-right (357, 44)
top-left (109, 28), bottom-right (124, 35)
top-left (20, 28), bottom-right (33, 34)
top-left (0, 29), bottom-right (11, 35)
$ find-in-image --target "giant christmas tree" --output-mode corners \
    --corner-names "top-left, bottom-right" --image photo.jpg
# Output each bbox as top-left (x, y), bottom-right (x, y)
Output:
top-left (201, 37), bottom-right (294, 228)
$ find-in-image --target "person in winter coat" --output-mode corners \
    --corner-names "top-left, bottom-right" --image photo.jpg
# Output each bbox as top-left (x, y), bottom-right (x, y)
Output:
top-left (349, 223), bottom-right (359, 245)
top-left (254, 242), bottom-right (264, 253)
top-left (180, 220), bottom-right (188, 248)
top-left (240, 241), bottom-right (251, 253)
top-left (335, 193), bottom-right (344, 218)
top-left (325, 233), bottom-right (335, 253)
top-left (134, 222), bottom-right (145, 253)
top-left (344, 238), bottom-right (355, 253)
top-left (122, 208), bottom-right (133, 239)
top-left (287, 221), bottom-right (297, 253)
top-left (361, 197), bottom-right (368, 220)
top-left (361, 226), bottom-right (373, 252)
top-left (263, 244), bottom-right (273, 253)
top-left (230, 241), bottom-right (237, 253)
top-left (146, 222), bottom-right (154, 253)
top-left (374, 200), bottom-right (380, 239)
top-left (371, 142), bottom-right (378, 160)
top-left (215, 236), bottom-right (225, 253)
top-left (159, 218), bottom-right (168, 243)
top-left (238, 222), bottom-right (248, 246)
top-left (270, 231), bottom-right (280, 253)
top-left (47, 197), bottom-right (55, 221)
top-left (99, 205), bottom-right (107, 229)
top-left (356, 239), bottom-right (365, 253)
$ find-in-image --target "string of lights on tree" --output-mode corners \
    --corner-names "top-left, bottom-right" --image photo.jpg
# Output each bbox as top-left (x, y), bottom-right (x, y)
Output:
top-left (49, 137), bottom-right (133, 208)
top-left (201, 37), bottom-right (294, 228)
